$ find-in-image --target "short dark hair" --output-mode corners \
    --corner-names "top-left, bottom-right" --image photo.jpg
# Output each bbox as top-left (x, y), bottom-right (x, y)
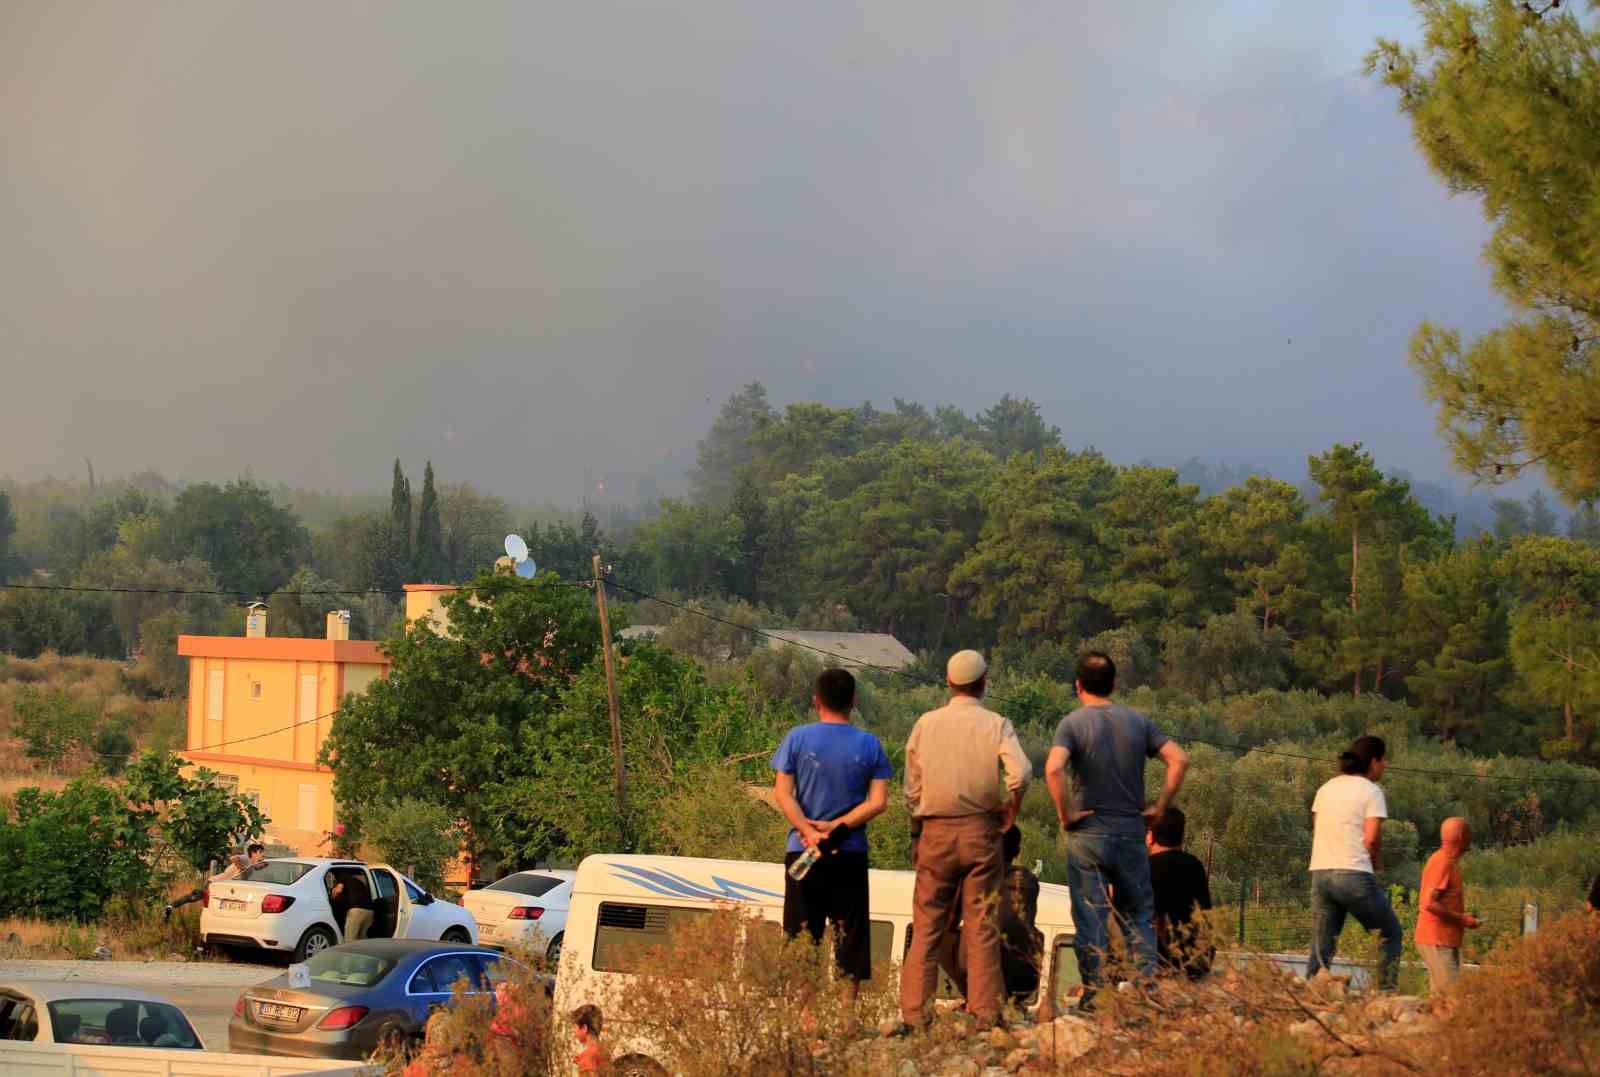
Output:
top-left (247, 842), bottom-right (265, 856)
top-left (1339, 735), bottom-right (1387, 776)
top-left (1002, 825), bottom-right (1022, 864)
top-left (1076, 651), bottom-right (1116, 696)
top-left (1150, 807), bottom-right (1185, 847)
top-left (950, 673), bottom-right (986, 698)
top-left (572, 1004), bottom-right (603, 1036)
top-left (815, 668), bottom-right (857, 714)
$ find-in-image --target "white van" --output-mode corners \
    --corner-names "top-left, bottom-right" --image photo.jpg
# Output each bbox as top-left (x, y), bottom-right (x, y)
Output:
top-left (552, 854), bottom-right (1080, 1074)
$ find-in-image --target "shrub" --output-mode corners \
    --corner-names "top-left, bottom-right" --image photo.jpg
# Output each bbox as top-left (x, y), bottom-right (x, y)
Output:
top-left (92, 721), bottom-right (135, 776)
top-left (0, 780), bottom-right (153, 921)
top-left (372, 941), bottom-right (556, 1075)
top-left (1422, 912), bottom-right (1600, 1073)
top-left (363, 798), bottom-right (461, 894)
top-left (591, 905), bottom-right (896, 1076)
top-left (14, 687), bottom-right (97, 770)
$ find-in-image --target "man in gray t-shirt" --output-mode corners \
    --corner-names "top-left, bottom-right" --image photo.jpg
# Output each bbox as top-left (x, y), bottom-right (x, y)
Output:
top-left (1044, 652), bottom-right (1189, 1000)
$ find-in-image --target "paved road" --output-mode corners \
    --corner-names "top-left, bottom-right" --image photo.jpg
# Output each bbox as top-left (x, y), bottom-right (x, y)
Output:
top-left (0, 958), bottom-right (283, 1051)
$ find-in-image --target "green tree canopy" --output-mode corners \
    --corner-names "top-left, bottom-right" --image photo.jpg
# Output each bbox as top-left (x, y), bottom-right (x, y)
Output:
top-left (322, 572), bottom-right (601, 865)
top-left (157, 479), bottom-right (310, 596)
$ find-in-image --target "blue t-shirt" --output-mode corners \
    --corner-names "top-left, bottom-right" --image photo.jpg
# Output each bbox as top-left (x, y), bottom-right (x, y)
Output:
top-left (770, 722), bottom-right (894, 854)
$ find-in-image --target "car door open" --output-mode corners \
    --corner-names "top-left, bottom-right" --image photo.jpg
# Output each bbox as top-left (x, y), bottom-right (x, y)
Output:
top-left (372, 866), bottom-right (412, 939)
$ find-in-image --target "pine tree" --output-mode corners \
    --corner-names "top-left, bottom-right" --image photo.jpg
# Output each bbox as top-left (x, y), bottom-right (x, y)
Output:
top-left (1370, 2), bottom-right (1600, 500)
top-left (413, 462), bottom-right (445, 583)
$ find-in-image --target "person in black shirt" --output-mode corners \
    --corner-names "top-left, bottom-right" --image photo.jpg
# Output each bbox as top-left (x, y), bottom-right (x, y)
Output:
top-left (330, 872), bottom-right (375, 940)
top-left (937, 825), bottom-right (1044, 1003)
top-left (1146, 808), bottom-right (1213, 978)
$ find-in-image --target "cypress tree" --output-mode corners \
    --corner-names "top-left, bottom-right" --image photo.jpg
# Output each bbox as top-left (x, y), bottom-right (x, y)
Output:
top-left (390, 459), bottom-right (412, 567)
top-left (413, 461), bottom-right (446, 582)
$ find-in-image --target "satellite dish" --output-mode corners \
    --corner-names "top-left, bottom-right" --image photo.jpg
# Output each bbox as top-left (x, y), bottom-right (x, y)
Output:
top-left (515, 558), bottom-right (538, 579)
top-left (504, 534), bottom-right (529, 562)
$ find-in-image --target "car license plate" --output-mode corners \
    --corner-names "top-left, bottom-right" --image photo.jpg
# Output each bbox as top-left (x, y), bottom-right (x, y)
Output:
top-left (219, 899), bottom-right (246, 912)
top-left (256, 1001), bottom-right (302, 1022)
top-left (480, 924), bottom-right (496, 937)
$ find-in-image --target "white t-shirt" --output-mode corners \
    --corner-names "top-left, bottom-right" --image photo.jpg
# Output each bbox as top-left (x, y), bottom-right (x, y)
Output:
top-left (1309, 774), bottom-right (1387, 873)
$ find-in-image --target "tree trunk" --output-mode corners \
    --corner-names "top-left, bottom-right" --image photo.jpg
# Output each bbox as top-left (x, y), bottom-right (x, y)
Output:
top-left (1350, 524), bottom-right (1361, 697)
top-left (1567, 655), bottom-right (1577, 742)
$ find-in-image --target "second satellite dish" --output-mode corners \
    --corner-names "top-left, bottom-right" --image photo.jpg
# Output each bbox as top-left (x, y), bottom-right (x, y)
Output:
top-left (504, 534), bottom-right (529, 562)
top-left (515, 558), bottom-right (538, 579)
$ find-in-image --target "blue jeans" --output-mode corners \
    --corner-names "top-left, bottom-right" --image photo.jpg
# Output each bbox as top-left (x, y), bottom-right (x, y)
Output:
top-left (1308, 869), bottom-right (1402, 990)
top-left (1066, 831), bottom-right (1158, 987)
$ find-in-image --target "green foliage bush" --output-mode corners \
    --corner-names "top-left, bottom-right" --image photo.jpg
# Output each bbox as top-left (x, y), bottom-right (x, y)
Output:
top-left (14, 687), bottom-right (97, 769)
top-left (0, 780), bottom-right (153, 921)
top-left (363, 798), bottom-right (461, 894)
top-left (0, 752), bottom-right (266, 921)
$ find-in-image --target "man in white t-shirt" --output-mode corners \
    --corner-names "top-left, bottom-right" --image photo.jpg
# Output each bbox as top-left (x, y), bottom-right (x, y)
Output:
top-left (1306, 735), bottom-right (1403, 990)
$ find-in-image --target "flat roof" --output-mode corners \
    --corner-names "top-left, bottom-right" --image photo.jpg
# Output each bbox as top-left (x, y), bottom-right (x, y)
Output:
top-left (177, 635), bottom-right (389, 663)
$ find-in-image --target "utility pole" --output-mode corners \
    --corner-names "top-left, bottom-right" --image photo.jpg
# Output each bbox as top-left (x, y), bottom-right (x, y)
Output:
top-left (592, 554), bottom-right (628, 844)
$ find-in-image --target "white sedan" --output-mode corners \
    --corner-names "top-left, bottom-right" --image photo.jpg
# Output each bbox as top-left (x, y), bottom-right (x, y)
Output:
top-left (201, 858), bottom-right (477, 962)
top-left (0, 982), bottom-right (204, 1049)
top-left (463, 869), bottom-right (574, 961)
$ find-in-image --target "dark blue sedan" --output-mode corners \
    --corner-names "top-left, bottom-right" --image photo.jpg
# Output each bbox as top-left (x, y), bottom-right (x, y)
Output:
top-left (228, 939), bottom-right (530, 1059)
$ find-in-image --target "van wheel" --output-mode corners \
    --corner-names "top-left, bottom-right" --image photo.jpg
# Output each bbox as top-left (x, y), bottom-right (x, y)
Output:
top-left (545, 932), bottom-right (564, 963)
top-left (613, 1056), bottom-right (668, 1077)
top-left (441, 927), bottom-right (471, 944)
top-left (293, 925), bottom-right (337, 962)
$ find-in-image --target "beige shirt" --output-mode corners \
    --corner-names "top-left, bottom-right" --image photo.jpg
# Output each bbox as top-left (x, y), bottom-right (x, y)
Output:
top-left (905, 695), bottom-right (1032, 817)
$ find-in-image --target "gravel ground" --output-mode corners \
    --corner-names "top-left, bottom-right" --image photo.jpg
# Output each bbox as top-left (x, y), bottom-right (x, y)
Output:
top-left (0, 958), bottom-right (285, 1049)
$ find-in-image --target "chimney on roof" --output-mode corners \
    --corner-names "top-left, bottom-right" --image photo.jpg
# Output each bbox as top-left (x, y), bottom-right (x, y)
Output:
top-left (326, 609), bottom-right (351, 641)
top-left (245, 601), bottom-right (269, 639)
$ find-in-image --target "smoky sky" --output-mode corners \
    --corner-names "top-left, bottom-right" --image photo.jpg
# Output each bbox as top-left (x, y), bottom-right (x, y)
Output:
top-left (1, 1), bottom-right (1507, 500)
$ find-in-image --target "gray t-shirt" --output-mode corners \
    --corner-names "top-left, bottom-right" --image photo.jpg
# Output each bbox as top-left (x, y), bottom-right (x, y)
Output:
top-left (1052, 703), bottom-right (1170, 837)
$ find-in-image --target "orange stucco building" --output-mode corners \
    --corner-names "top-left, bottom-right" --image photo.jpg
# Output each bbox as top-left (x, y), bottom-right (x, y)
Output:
top-left (178, 610), bottom-right (390, 854)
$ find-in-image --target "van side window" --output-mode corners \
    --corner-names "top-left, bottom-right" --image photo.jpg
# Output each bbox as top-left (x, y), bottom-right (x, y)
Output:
top-left (593, 902), bottom-right (710, 973)
top-left (1051, 934), bottom-right (1081, 1002)
top-left (869, 919), bottom-right (893, 969)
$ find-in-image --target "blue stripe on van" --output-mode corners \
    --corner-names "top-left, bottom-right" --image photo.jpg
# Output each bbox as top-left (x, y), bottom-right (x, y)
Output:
top-left (608, 864), bottom-right (782, 903)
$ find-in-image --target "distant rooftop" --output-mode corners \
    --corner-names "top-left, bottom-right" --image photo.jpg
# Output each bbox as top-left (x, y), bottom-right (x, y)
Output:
top-left (620, 625), bottom-right (916, 671)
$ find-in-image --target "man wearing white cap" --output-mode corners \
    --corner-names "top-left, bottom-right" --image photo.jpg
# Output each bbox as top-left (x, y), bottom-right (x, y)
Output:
top-left (897, 649), bottom-right (1032, 1032)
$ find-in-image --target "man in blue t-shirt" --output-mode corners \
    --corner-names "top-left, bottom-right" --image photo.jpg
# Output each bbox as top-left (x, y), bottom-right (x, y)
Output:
top-left (771, 667), bottom-right (893, 994)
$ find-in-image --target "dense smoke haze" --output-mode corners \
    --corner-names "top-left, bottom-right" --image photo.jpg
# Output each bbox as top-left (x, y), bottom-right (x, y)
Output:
top-left (2, 2), bottom-right (1506, 498)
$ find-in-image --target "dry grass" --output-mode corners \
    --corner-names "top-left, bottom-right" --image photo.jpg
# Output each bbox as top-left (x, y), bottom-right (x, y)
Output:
top-left (0, 904), bottom-right (208, 962)
top-left (366, 910), bottom-right (1600, 1076)
top-left (0, 770), bottom-right (69, 798)
top-left (0, 652), bottom-right (185, 777)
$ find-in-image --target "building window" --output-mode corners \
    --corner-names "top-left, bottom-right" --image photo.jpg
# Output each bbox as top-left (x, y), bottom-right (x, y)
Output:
top-left (297, 784), bottom-right (317, 832)
top-left (205, 669), bottom-right (224, 746)
top-left (215, 774), bottom-right (240, 794)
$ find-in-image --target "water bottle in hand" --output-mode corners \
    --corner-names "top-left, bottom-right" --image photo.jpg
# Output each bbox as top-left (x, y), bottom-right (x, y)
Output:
top-left (788, 843), bottom-right (824, 881)
top-left (788, 824), bottom-right (851, 881)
